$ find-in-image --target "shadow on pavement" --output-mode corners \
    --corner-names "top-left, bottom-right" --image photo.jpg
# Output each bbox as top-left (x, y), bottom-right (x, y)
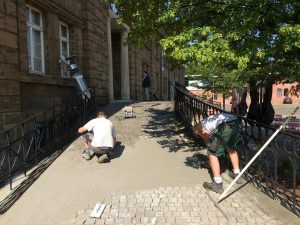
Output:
top-left (142, 106), bottom-right (206, 151)
top-left (97, 102), bottom-right (133, 118)
top-left (217, 181), bottom-right (249, 203)
top-left (185, 153), bottom-right (209, 169)
top-left (142, 105), bottom-right (233, 176)
top-left (185, 153), bottom-right (233, 179)
top-left (110, 141), bottom-right (125, 160)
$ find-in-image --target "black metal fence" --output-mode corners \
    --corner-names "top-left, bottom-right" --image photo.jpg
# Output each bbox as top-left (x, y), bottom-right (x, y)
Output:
top-left (0, 90), bottom-right (96, 190)
top-left (174, 83), bottom-right (300, 216)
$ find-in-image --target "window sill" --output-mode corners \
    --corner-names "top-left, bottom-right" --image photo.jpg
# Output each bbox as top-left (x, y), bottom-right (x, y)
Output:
top-left (21, 73), bottom-right (75, 87)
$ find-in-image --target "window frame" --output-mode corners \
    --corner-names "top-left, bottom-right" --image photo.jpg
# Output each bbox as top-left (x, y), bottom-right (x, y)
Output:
top-left (26, 5), bottom-right (45, 74)
top-left (59, 21), bottom-right (70, 78)
top-left (276, 88), bottom-right (282, 97)
top-left (213, 94), bottom-right (218, 101)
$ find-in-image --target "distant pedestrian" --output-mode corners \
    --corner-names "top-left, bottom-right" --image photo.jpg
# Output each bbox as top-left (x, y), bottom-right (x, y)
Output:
top-left (78, 111), bottom-right (116, 163)
top-left (193, 113), bottom-right (243, 194)
top-left (142, 71), bottom-right (150, 101)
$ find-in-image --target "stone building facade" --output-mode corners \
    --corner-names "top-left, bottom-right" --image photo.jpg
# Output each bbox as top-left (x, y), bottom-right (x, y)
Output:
top-left (0, 0), bottom-right (184, 130)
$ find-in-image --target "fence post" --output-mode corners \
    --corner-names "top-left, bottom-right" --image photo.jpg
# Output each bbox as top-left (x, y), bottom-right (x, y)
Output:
top-left (6, 132), bottom-right (12, 190)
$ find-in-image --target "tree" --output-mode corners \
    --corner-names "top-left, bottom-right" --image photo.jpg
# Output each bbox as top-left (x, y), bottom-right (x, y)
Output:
top-left (186, 62), bottom-right (247, 109)
top-left (187, 63), bottom-right (231, 94)
top-left (108, 0), bottom-right (300, 86)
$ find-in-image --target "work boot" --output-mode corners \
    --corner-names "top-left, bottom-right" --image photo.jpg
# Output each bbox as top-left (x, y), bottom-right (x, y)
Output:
top-left (82, 152), bottom-right (91, 160)
top-left (228, 171), bottom-right (244, 184)
top-left (107, 151), bottom-right (113, 157)
top-left (97, 154), bottom-right (109, 163)
top-left (203, 181), bottom-right (224, 194)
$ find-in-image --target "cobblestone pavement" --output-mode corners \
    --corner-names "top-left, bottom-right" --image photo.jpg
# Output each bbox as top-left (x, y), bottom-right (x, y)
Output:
top-left (62, 184), bottom-right (286, 225)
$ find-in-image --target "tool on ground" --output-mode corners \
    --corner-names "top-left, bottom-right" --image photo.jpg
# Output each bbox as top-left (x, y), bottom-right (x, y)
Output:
top-left (218, 106), bottom-right (299, 202)
top-left (90, 202), bottom-right (106, 218)
top-left (122, 106), bottom-right (134, 118)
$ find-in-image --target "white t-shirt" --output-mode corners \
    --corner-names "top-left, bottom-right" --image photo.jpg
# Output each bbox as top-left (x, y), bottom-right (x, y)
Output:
top-left (201, 113), bottom-right (237, 136)
top-left (84, 117), bottom-right (116, 147)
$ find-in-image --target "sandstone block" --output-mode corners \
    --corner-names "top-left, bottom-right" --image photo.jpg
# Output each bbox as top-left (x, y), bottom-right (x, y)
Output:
top-left (0, 96), bottom-right (20, 112)
top-left (0, 80), bottom-right (20, 95)
top-left (0, 29), bottom-right (18, 48)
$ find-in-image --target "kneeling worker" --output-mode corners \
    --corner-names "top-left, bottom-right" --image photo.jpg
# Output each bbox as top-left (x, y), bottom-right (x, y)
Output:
top-left (78, 111), bottom-right (116, 163)
top-left (193, 113), bottom-right (243, 193)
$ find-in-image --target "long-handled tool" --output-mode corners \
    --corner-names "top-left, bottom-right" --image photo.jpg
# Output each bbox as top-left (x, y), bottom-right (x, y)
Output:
top-left (218, 106), bottom-right (299, 202)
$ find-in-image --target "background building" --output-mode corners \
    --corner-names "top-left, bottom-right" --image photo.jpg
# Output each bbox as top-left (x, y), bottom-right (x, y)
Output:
top-left (272, 82), bottom-right (300, 104)
top-left (186, 78), bottom-right (299, 107)
top-left (0, 0), bottom-right (184, 130)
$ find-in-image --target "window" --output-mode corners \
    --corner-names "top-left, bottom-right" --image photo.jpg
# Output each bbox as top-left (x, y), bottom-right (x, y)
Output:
top-left (277, 88), bottom-right (282, 97)
top-left (59, 22), bottom-right (70, 77)
top-left (284, 88), bottom-right (289, 96)
top-left (213, 94), bottom-right (218, 101)
top-left (26, 6), bottom-right (44, 74)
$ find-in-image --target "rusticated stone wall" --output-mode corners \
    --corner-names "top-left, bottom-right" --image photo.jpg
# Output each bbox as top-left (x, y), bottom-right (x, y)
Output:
top-left (0, 0), bottom-right (185, 130)
top-left (0, 0), bottom-right (83, 129)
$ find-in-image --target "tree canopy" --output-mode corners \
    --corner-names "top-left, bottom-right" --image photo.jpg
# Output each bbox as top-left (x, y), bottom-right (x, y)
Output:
top-left (185, 62), bottom-right (244, 97)
top-left (108, 0), bottom-right (300, 86)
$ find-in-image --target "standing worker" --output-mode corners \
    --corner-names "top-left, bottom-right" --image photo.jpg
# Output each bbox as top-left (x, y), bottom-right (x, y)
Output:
top-left (193, 113), bottom-right (243, 193)
top-left (142, 70), bottom-right (150, 101)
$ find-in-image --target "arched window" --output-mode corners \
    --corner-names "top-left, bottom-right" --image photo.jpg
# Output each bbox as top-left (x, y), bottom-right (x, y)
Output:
top-left (277, 88), bottom-right (282, 97)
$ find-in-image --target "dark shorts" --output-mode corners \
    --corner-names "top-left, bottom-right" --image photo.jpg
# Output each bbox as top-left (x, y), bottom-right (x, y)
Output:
top-left (83, 133), bottom-right (112, 155)
top-left (207, 119), bottom-right (242, 157)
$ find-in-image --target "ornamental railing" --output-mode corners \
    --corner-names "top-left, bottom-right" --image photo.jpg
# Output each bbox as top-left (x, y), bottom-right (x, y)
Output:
top-left (174, 83), bottom-right (300, 216)
top-left (0, 89), bottom-right (96, 190)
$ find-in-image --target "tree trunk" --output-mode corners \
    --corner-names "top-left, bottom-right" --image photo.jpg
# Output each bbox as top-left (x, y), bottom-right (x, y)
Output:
top-left (247, 80), bottom-right (259, 121)
top-left (247, 80), bottom-right (274, 125)
top-left (223, 93), bottom-right (225, 110)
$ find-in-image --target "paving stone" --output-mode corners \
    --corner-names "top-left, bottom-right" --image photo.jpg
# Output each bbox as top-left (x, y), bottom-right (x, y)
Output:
top-left (140, 216), bottom-right (149, 224)
top-left (165, 216), bottom-right (176, 223)
top-left (84, 218), bottom-right (96, 225)
top-left (94, 219), bottom-right (105, 225)
top-left (154, 216), bottom-right (165, 223)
